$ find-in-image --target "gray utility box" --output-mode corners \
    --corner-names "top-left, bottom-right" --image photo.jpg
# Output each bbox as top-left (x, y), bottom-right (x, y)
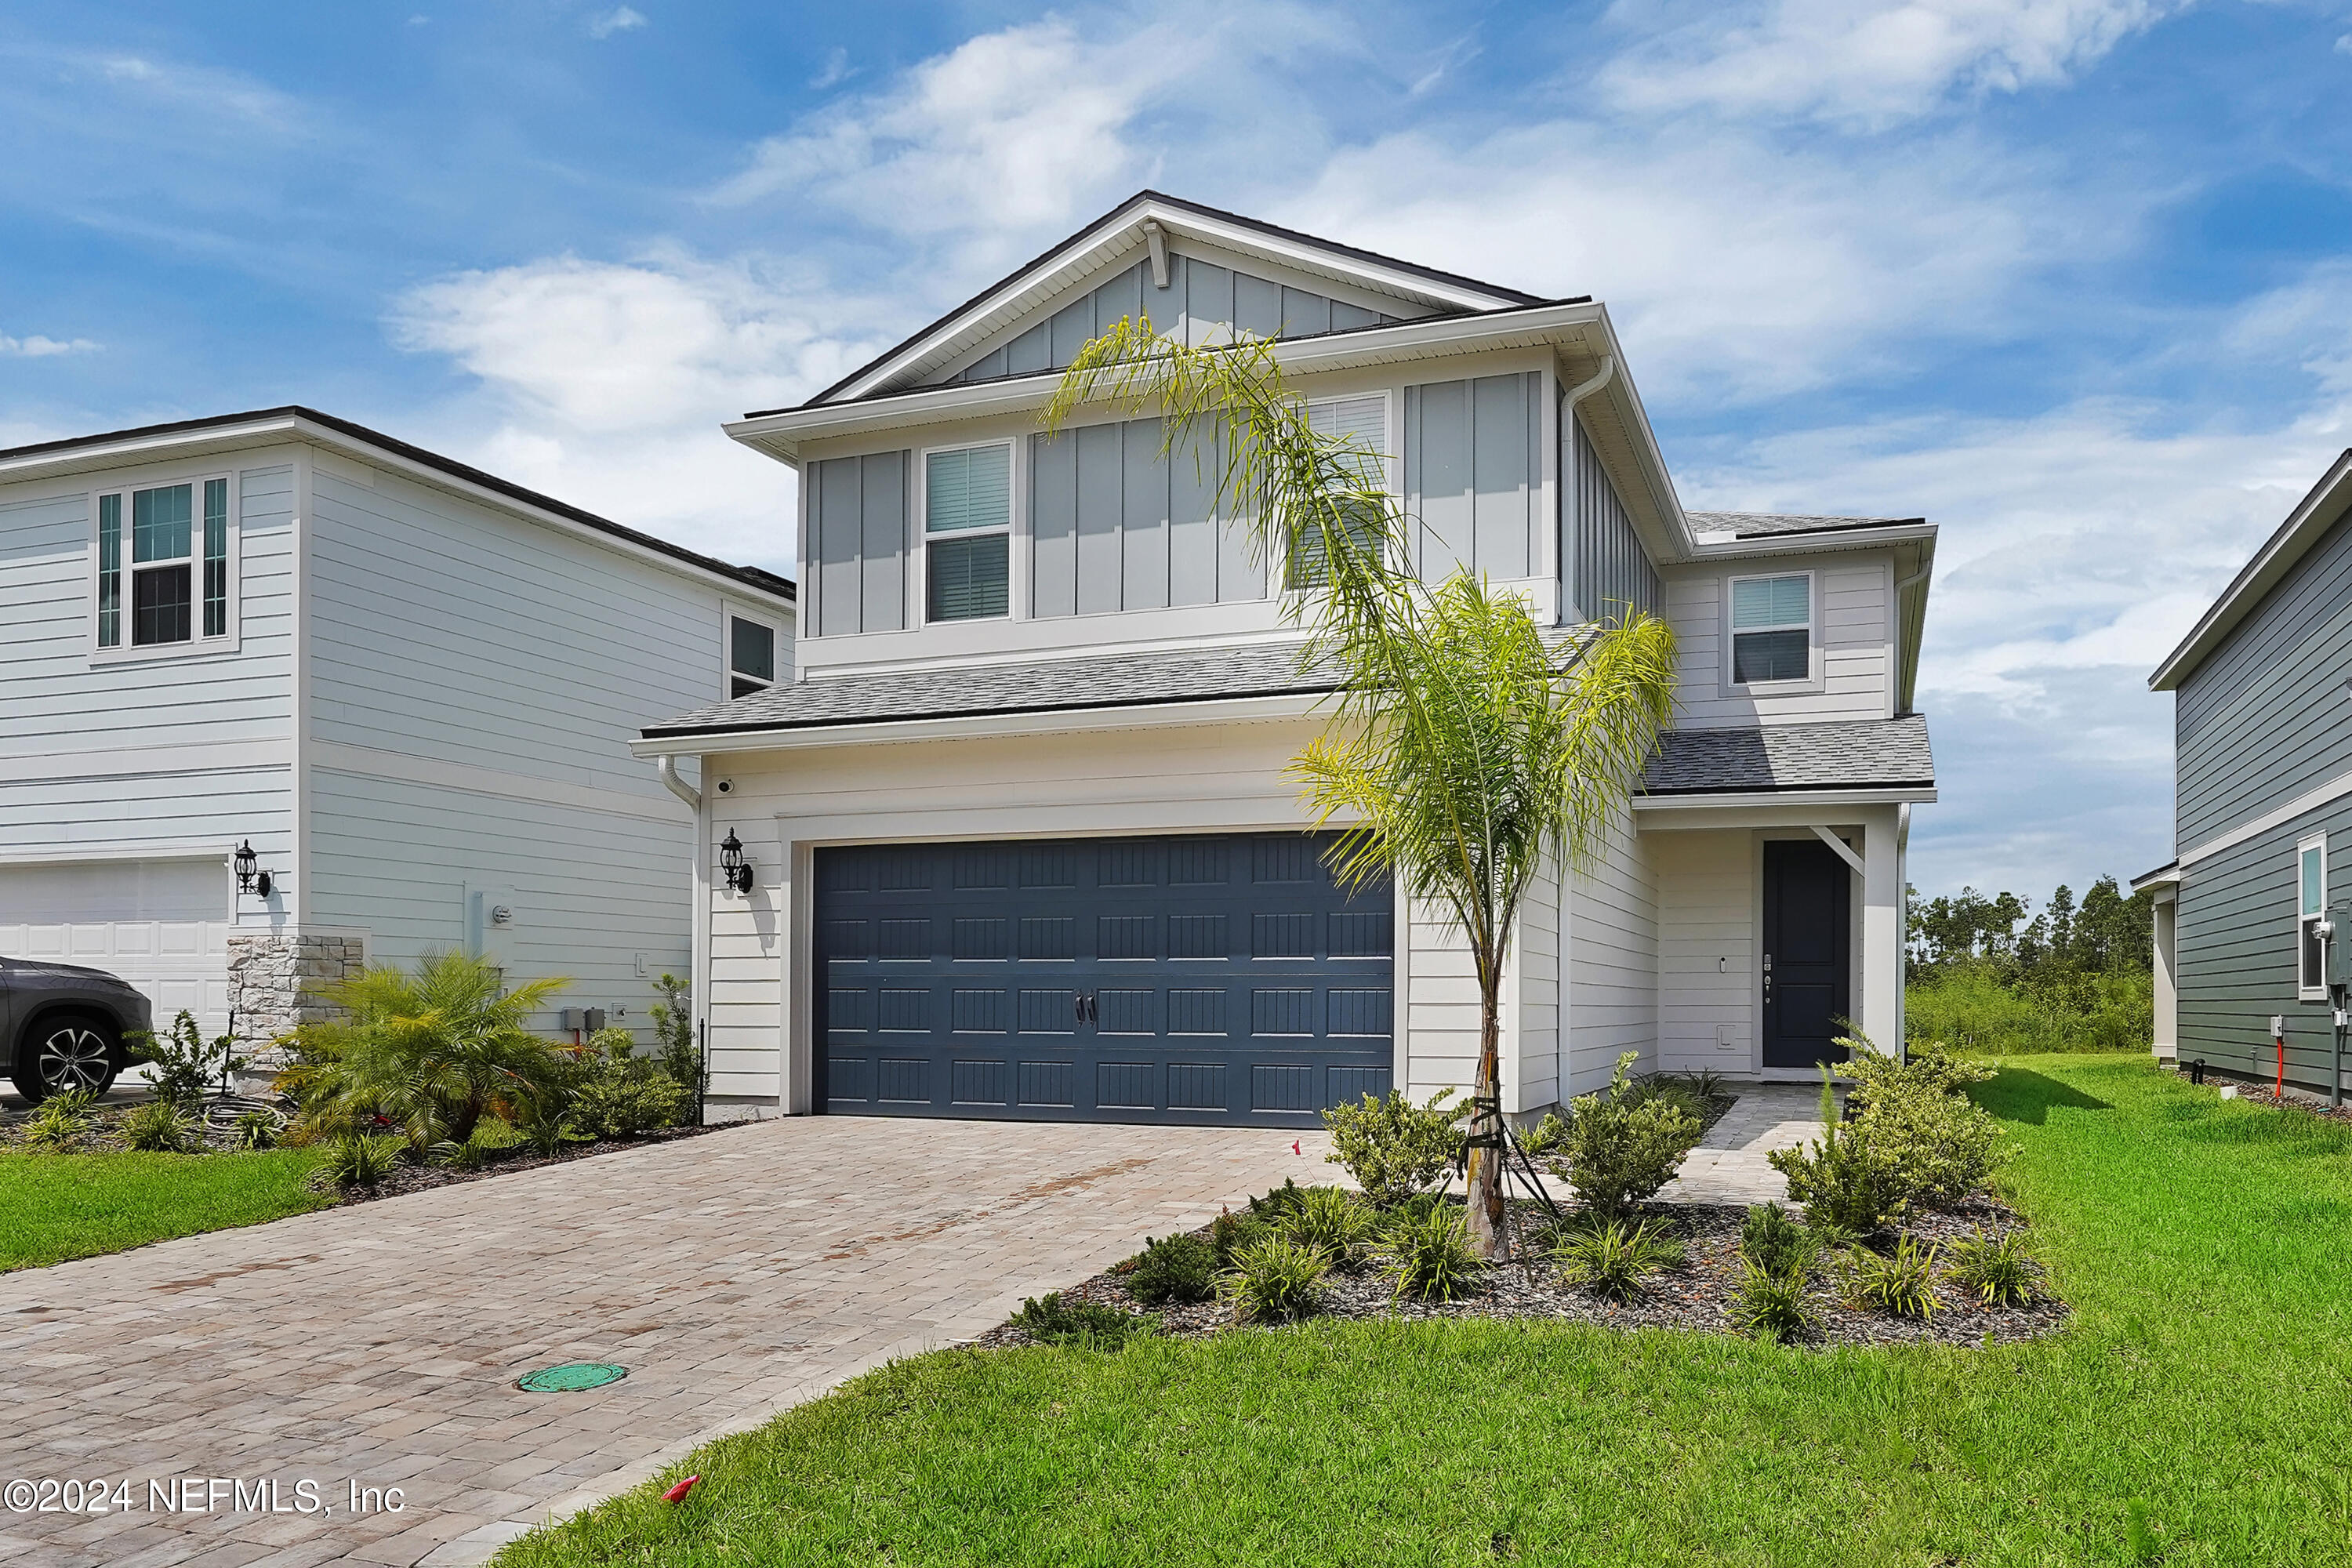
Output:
top-left (2331, 903), bottom-right (2352, 990)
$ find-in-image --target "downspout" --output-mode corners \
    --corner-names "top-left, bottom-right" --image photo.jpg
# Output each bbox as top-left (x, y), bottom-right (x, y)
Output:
top-left (1563, 354), bottom-right (1615, 408)
top-left (656, 755), bottom-right (702, 813)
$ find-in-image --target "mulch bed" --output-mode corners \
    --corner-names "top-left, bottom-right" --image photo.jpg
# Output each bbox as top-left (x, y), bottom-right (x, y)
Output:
top-left (2190, 1075), bottom-right (2352, 1127)
top-left (974, 1192), bottom-right (2067, 1352)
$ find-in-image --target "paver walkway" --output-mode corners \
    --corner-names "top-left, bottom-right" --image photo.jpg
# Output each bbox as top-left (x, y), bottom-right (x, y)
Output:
top-left (1657, 1083), bottom-right (1831, 1206)
top-left (0, 1118), bottom-right (1335, 1568)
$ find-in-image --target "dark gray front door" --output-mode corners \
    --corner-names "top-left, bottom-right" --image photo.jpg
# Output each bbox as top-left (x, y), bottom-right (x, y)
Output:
top-left (813, 832), bottom-right (1394, 1125)
top-left (1762, 838), bottom-right (1853, 1069)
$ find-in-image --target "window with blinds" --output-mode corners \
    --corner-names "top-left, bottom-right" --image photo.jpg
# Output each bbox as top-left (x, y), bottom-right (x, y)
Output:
top-left (94, 475), bottom-right (234, 655)
top-left (1730, 572), bottom-right (1812, 684)
top-left (1287, 394), bottom-right (1389, 590)
top-left (924, 443), bottom-right (1012, 622)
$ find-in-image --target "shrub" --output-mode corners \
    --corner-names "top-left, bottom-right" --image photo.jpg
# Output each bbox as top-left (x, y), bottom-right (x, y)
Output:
top-left (278, 951), bottom-right (569, 1151)
top-left (1839, 1235), bottom-right (1942, 1319)
top-left (1907, 960), bottom-right (2152, 1054)
top-left (21, 1089), bottom-right (97, 1151)
top-left (1944, 1225), bottom-right (2040, 1306)
top-left (1769, 1072), bottom-right (1911, 1232)
top-left (1011, 1292), bottom-right (1157, 1348)
top-left (650, 973), bottom-right (703, 1120)
top-left (1321, 1088), bottom-right (1466, 1207)
top-left (1208, 1207), bottom-right (1271, 1267)
top-left (1553, 1218), bottom-right (1685, 1299)
top-left (1515, 1109), bottom-right (1570, 1160)
top-left (321, 1132), bottom-right (406, 1189)
top-left (1218, 1235), bottom-right (1328, 1323)
top-left (1547, 1052), bottom-right (1703, 1224)
top-left (1677, 1069), bottom-right (1730, 1102)
top-left (1127, 1232), bottom-right (1218, 1305)
top-left (1845, 1041), bottom-right (2010, 1207)
top-left (1279, 1185), bottom-right (1380, 1268)
top-left (1739, 1203), bottom-right (1820, 1279)
top-left (1247, 1178), bottom-right (1308, 1221)
top-left (1387, 1205), bottom-right (1483, 1302)
top-left (123, 1100), bottom-right (198, 1152)
top-left (230, 1109), bottom-right (282, 1151)
top-left (1731, 1262), bottom-right (1822, 1343)
top-left (564, 1030), bottom-right (686, 1140)
top-left (129, 1009), bottom-right (250, 1107)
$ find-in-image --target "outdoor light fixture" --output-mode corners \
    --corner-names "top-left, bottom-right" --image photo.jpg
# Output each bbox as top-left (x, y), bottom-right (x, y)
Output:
top-left (718, 829), bottom-right (754, 894)
top-left (234, 840), bottom-right (274, 898)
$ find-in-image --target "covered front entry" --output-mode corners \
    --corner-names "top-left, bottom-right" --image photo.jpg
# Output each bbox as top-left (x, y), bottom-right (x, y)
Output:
top-left (1762, 838), bottom-right (1853, 1069)
top-left (814, 831), bottom-right (1394, 1125)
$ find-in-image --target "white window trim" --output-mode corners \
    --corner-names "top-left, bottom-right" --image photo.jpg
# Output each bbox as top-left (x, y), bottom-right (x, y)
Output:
top-left (1280, 388), bottom-right (1396, 601)
top-left (917, 437), bottom-right (1016, 626)
top-left (1721, 567), bottom-right (1821, 695)
top-left (87, 471), bottom-right (241, 665)
top-left (2299, 831), bottom-right (2328, 1000)
top-left (724, 600), bottom-right (786, 701)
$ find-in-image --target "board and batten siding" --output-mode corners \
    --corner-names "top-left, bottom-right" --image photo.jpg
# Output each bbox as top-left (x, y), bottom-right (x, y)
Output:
top-left (0, 459), bottom-right (297, 878)
top-left (1663, 556), bottom-right (1893, 730)
top-left (1029, 417), bottom-right (1265, 616)
top-left (2174, 510), bottom-right (2352, 851)
top-left (1564, 415), bottom-right (1658, 623)
top-left (1404, 372), bottom-right (1544, 584)
top-left (304, 459), bottom-right (778, 1017)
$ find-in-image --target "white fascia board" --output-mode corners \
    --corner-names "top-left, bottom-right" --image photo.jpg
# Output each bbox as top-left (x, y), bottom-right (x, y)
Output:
top-left (823, 198), bottom-right (1530, 404)
top-left (0, 413), bottom-right (798, 615)
top-left (1632, 786), bottom-right (1939, 822)
top-left (2151, 448), bottom-right (2352, 691)
top-left (2131, 862), bottom-right (2182, 895)
top-left (1686, 522), bottom-right (1938, 559)
top-left (727, 300), bottom-right (1609, 466)
top-left (630, 691), bottom-right (1329, 759)
top-left (1563, 310), bottom-right (1692, 566)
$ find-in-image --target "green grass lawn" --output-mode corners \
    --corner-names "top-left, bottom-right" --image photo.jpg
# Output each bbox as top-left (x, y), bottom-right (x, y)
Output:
top-left (499, 1057), bottom-right (2352, 1566)
top-left (0, 1148), bottom-right (332, 1272)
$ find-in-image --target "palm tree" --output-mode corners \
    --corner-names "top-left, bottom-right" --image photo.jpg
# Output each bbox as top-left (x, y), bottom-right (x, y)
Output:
top-left (1047, 321), bottom-right (1677, 1258)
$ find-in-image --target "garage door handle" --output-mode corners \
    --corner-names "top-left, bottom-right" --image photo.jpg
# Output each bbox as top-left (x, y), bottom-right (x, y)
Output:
top-left (1073, 993), bottom-right (1098, 1025)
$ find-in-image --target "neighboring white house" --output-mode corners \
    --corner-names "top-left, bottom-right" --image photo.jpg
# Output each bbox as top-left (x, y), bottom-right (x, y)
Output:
top-left (0, 407), bottom-right (796, 1051)
top-left (618, 191), bottom-right (1934, 1126)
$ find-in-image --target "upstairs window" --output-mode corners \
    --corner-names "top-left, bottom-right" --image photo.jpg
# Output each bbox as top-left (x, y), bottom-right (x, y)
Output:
top-left (729, 614), bottom-right (778, 700)
top-left (95, 477), bottom-right (233, 655)
top-left (2300, 834), bottom-right (2328, 997)
top-left (1730, 572), bottom-right (1812, 684)
top-left (1287, 394), bottom-right (1388, 590)
top-left (924, 442), bottom-right (1011, 622)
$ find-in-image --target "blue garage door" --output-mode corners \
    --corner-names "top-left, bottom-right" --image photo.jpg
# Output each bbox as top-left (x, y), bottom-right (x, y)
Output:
top-left (814, 832), bottom-right (1394, 1125)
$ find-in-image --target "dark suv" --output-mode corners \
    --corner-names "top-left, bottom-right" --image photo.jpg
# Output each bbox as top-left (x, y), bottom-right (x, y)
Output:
top-left (1, 955), bottom-right (153, 1102)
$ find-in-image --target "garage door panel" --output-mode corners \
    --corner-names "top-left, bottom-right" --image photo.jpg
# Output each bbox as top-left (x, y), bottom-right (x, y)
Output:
top-left (814, 831), bottom-right (1390, 1125)
top-left (0, 859), bottom-right (232, 1033)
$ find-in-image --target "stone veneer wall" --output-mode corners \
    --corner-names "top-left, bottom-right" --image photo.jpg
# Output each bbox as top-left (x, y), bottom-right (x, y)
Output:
top-left (227, 934), bottom-right (366, 1060)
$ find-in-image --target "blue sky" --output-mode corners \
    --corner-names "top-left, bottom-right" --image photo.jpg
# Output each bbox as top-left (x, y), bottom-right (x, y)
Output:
top-left (5, 1), bottom-right (2350, 906)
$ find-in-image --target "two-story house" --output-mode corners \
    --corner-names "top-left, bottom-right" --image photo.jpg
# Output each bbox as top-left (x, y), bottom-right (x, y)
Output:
top-left (633, 193), bottom-right (1938, 1126)
top-left (0, 407), bottom-right (794, 1092)
top-left (2138, 449), bottom-right (2352, 1094)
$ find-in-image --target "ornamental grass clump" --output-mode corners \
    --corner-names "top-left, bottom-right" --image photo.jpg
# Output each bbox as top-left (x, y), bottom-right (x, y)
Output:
top-left (1321, 1088), bottom-right (1466, 1206)
top-left (1279, 1185), bottom-right (1381, 1269)
top-left (1387, 1204), bottom-right (1483, 1302)
top-left (1126, 1232), bottom-right (1218, 1306)
top-left (1553, 1218), bottom-right (1685, 1299)
top-left (122, 1100), bottom-right (197, 1153)
top-left (1738, 1202), bottom-right (1820, 1280)
top-left (1218, 1235), bottom-right (1329, 1323)
top-left (1839, 1234), bottom-right (1943, 1320)
top-left (1731, 1263), bottom-right (1822, 1343)
top-left (21, 1089), bottom-right (97, 1151)
top-left (1943, 1225), bottom-right (2040, 1306)
top-left (320, 1132), bottom-right (406, 1190)
top-left (1548, 1052), bottom-right (1704, 1225)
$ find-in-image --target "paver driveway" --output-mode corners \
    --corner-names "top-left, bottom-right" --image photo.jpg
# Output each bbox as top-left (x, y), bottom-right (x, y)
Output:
top-left (0, 1117), bottom-right (1332, 1568)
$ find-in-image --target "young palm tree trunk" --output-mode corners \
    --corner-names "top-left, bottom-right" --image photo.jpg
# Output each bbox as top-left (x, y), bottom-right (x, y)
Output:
top-left (1467, 981), bottom-right (1508, 1258)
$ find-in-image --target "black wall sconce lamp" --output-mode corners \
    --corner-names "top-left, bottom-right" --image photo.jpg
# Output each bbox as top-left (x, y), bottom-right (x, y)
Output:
top-left (234, 840), bottom-right (275, 899)
top-left (718, 829), bottom-right (754, 894)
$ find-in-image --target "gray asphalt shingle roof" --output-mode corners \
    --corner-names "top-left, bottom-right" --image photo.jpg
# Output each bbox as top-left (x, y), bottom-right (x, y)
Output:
top-left (1686, 511), bottom-right (1924, 539)
top-left (1641, 714), bottom-right (1935, 795)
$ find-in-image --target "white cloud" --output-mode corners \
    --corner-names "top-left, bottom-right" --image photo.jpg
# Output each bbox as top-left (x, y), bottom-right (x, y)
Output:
top-left (1599, 0), bottom-right (2185, 128)
top-left (586, 7), bottom-right (646, 40)
top-left (0, 330), bottom-right (99, 357)
top-left (809, 46), bottom-right (854, 90)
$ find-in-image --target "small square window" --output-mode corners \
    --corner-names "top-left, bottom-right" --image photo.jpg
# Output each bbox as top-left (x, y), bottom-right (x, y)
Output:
top-left (1731, 573), bottom-right (1811, 684)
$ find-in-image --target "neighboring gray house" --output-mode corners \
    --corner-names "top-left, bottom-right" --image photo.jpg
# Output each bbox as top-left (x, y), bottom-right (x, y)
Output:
top-left (630, 192), bottom-right (1941, 1126)
top-left (0, 408), bottom-right (795, 1056)
top-left (2141, 448), bottom-right (2352, 1090)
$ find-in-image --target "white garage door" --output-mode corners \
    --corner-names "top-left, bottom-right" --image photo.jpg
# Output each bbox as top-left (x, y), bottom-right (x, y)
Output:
top-left (0, 859), bottom-right (234, 1033)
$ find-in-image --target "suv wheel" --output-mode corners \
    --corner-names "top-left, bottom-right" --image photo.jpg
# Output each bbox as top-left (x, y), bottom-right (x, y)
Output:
top-left (13, 1013), bottom-right (122, 1103)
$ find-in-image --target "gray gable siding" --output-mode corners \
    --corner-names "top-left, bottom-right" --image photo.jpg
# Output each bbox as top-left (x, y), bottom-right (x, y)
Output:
top-left (938, 254), bottom-right (1397, 387)
top-left (1405, 372), bottom-right (1541, 583)
top-left (2175, 509), bottom-right (2352, 848)
top-left (1031, 416), bottom-right (1263, 618)
top-left (1565, 414), bottom-right (1657, 624)
top-left (811, 451), bottom-right (909, 637)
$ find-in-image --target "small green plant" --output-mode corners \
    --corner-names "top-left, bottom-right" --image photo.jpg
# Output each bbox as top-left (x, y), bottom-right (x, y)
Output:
top-left (1387, 1204), bottom-right (1483, 1302)
top-left (1553, 1218), bottom-right (1685, 1298)
top-left (1208, 1207), bottom-right (1271, 1266)
top-left (1839, 1235), bottom-right (1943, 1319)
top-left (1218, 1235), bottom-right (1329, 1323)
top-left (1770, 1069), bottom-right (1908, 1233)
top-left (1320, 1088), bottom-right (1466, 1206)
top-left (230, 1109), bottom-right (282, 1151)
top-left (1677, 1069), bottom-right (1730, 1101)
top-left (129, 1009), bottom-right (249, 1107)
top-left (122, 1099), bottom-right (197, 1152)
top-left (1515, 1109), bottom-right (1570, 1160)
top-left (1548, 1052), bottom-right (1704, 1224)
top-left (321, 1132), bottom-right (406, 1189)
top-left (1943, 1225), bottom-right (2039, 1306)
top-left (1279, 1185), bottom-right (1379, 1268)
top-left (1010, 1292), bottom-right (1157, 1347)
top-left (20, 1088), bottom-right (97, 1151)
top-left (1127, 1232), bottom-right (1218, 1305)
top-left (1739, 1203), bottom-right (1820, 1279)
top-left (650, 973), bottom-right (703, 1120)
top-left (1731, 1261), bottom-right (1822, 1343)
top-left (1247, 1178), bottom-right (1309, 1221)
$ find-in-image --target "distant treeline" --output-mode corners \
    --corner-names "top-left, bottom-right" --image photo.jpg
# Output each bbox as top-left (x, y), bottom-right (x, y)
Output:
top-left (1906, 876), bottom-right (2156, 1054)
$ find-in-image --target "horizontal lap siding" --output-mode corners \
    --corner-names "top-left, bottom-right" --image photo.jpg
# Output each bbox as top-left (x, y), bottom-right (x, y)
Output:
top-left (1655, 830), bottom-right (1753, 1073)
top-left (1665, 557), bottom-right (1891, 730)
top-left (1513, 863), bottom-right (1561, 1112)
top-left (2176, 513), bottom-right (2352, 848)
top-left (0, 459), bottom-right (296, 874)
top-left (2177, 808), bottom-right (2352, 1090)
top-left (1568, 803), bottom-right (1657, 1094)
